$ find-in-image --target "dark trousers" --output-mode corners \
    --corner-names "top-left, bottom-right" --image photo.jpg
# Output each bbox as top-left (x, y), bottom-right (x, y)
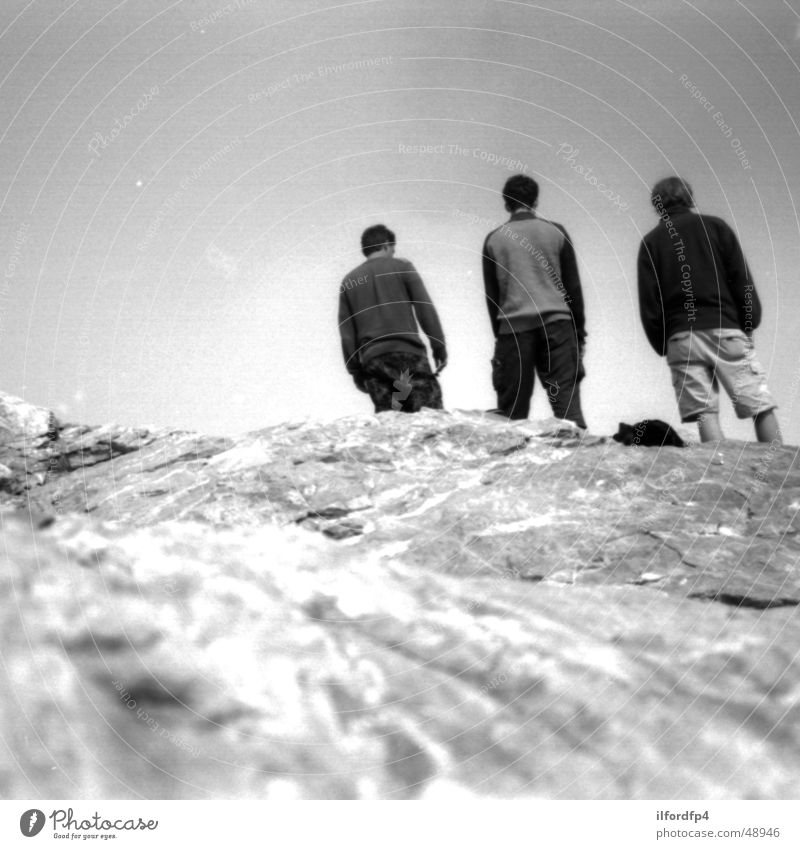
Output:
top-left (492, 320), bottom-right (586, 427)
top-left (363, 352), bottom-right (443, 413)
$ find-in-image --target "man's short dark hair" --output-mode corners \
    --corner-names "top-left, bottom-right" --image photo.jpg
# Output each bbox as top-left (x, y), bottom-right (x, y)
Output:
top-left (651, 176), bottom-right (694, 211)
top-left (361, 224), bottom-right (396, 256)
top-left (502, 174), bottom-right (539, 210)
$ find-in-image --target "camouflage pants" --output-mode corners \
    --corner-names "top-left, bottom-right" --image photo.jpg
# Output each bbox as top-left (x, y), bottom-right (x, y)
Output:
top-left (363, 352), bottom-right (443, 413)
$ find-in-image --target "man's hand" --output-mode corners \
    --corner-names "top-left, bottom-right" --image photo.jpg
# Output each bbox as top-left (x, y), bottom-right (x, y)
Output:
top-left (577, 340), bottom-right (586, 382)
top-left (433, 345), bottom-right (448, 374)
top-left (351, 369), bottom-right (369, 393)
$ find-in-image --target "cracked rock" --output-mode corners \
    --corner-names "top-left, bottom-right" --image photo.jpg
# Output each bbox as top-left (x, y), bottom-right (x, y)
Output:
top-left (2, 395), bottom-right (800, 798)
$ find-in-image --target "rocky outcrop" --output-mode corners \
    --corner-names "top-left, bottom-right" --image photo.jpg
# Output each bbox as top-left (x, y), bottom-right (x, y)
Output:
top-left (1, 392), bottom-right (799, 799)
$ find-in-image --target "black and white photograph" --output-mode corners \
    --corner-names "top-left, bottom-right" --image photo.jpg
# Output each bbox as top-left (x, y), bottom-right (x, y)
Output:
top-left (1, 0), bottom-right (799, 842)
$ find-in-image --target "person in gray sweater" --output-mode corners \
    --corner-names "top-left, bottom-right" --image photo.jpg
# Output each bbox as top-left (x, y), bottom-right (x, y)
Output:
top-left (338, 224), bottom-right (447, 413)
top-left (482, 174), bottom-right (587, 427)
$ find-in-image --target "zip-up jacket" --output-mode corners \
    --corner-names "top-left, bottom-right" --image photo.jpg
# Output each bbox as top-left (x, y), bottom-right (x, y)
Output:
top-left (637, 206), bottom-right (760, 356)
top-left (482, 211), bottom-right (586, 340)
top-left (338, 255), bottom-right (445, 374)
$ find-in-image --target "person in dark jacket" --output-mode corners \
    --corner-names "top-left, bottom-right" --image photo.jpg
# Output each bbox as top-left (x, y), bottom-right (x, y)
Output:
top-left (338, 224), bottom-right (446, 413)
top-left (637, 176), bottom-right (780, 443)
top-left (482, 174), bottom-right (587, 427)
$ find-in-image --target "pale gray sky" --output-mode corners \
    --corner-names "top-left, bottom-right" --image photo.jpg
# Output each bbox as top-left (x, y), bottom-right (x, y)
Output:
top-left (1, 0), bottom-right (799, 439)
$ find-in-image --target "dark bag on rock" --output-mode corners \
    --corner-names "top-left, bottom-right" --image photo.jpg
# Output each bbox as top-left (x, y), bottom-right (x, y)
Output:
top-left (613, 419), bottom-right (684, 448)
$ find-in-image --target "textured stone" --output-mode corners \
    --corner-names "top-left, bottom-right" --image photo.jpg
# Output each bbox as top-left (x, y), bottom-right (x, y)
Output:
top-left (0, 392), bottom-right (54, 439)
top-left (1, 401), bottom-right (800, 799)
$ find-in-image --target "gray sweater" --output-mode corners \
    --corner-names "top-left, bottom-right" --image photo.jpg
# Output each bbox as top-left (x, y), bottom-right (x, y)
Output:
top-left (338, 255), bottom-right (445, 374)
top-left (482, 211), bottom-right (586, 340)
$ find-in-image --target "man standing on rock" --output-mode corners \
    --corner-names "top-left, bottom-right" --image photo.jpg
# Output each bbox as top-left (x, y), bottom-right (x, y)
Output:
top-left (482, 174), bottom-right (587, 427)
top-left (637, 176), bottom-right (781, 443)
top-left (338, 224), bottom-right (447, 413)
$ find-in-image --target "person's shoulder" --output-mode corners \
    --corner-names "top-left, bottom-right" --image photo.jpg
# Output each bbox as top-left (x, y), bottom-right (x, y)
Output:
top-left (690, 213), bottom-right (740, 245)
top-left (341, 258), bottom-right (369, 281)
top-left (375, 256), bottom-right (416, 275)
top-left (535, 215), bottom-right (561, 228)
top-left (533, 217), bottom-right (573, 247)
top-left (694, 212), bottom-right (732, 231)
top-left (377, 256), bottom-right (423, 278)
top-left (483, 224), bottom-right (503, 244)
top-left (640, 221), bottom-right (662, 245)
top-left (340, 259), bottom-right (376, 294)
top-left (537, 216), bottom-right (568, 235)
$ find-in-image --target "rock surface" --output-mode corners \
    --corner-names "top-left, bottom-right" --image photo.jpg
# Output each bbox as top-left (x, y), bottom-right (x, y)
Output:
top-left (1, 391), bottom-right (799, 799)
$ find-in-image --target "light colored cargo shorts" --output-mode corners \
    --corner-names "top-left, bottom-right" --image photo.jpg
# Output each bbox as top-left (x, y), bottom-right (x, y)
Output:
top-left (666, 328), bottom-right (776, 422)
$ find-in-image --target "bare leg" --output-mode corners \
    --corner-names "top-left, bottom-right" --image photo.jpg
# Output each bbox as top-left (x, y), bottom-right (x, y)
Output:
top-left (697, 412), bottom-right (724, 442)
top-left (754, 409), bottom-right (782, 444)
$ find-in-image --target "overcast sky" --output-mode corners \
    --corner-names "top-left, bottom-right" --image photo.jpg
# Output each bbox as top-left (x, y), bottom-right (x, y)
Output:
top-left (1, 0), bottom-right (799, 441)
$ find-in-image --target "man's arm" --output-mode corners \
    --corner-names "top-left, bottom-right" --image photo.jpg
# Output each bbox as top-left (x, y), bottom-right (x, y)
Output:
top-left (555, 225), bottom-right (586, 343)
top-left (403, 262), bottom-right (447, 369)
top-left (482, 234), bottom-right (500, 337)
top-left (637, 239), bottom-right (667, 356)
top-left (719, 222), bottom-right (761, 333)
top-left (337, 287), bottom-right (360, 374)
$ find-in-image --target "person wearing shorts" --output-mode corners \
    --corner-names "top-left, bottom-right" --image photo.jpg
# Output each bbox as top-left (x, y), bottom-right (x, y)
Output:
top-left (638, 176), bottom-right (780, 443)
top-left (482, 174), bottom-right (587, 427)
